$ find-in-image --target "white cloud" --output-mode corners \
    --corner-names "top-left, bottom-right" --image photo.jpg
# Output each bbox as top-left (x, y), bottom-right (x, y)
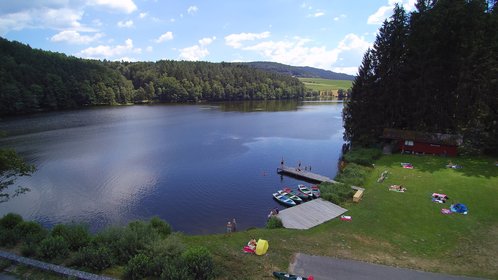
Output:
top-left (0, 7), bottom-right (97, 35)
top-left (178, 36), bottom-right (215, 61)
top-left (50, 30), bottom-right (104, 44)
top-left (78, 38), bottom-right (141, 59)
top-left (331, 67), bottom-right (358, 76)
top-left (155, 31), bottom-right (173, 43)
top-left (199, 36), bottom-right (216, 46)
top-left (337, 33), bottom-right (371, 52)
top-left (0, 0), bottom-right (136, 35)
top-left (117, 20), bottom-right (133, 28)
top-left (334, 14), bottom-right (347, 21)
top-left (310, 11), bottom-right (325, 17)
top-left (139, 12), bottom-right (148, 19)
top-left (224, 31), bottom-right (271, 49)
top-left (368, 0), bottom-right (416, 25)
top-left (187, 5), bottom-right (198, 15)
top-left (301, 2), bottom-right (312, 10)
top-left (179, 45), bottom-right (208, 61)
top-left (87, 0), bottom-right (137, 14)
top-left (146, 46), bottom-right (153, 52)
top-left (227, 33), bottom-right (370, 72)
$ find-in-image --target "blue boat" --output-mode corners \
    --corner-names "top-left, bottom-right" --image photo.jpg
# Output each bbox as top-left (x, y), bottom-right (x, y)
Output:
top-left (277, 190), bottom-right (303, 204)
top-left (273, 192), bottom-right (296, 207)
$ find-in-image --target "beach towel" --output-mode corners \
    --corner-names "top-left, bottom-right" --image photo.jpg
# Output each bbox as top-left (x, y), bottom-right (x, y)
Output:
top-left (340, 215), bottom-right (352, 221)
top-left (441, 208), bottom-right (452, 214)
top-left (401, 162), bottom-right (413, 169)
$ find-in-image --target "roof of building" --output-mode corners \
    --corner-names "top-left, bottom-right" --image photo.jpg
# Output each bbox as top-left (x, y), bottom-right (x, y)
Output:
top-left (382, 128), bottom-right (463, 146)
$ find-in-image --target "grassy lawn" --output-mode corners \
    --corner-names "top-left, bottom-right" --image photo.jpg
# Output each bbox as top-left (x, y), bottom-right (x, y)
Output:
top-left (183, 154), bottom-right (498, 279)
top-left (298, 78), bottom-right (352, 92)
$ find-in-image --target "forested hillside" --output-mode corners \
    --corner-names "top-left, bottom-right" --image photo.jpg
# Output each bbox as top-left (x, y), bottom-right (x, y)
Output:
top-left (343, 0), bottom-right (498, 154)
top-left (0, 37), bottom-right (308, 116)
top-left (244, 61), bottom-right (355, 80)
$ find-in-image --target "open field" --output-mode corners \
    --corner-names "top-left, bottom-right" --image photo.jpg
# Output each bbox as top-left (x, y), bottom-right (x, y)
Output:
top-left (299, 78), bottom-right (352, 92)
top-left (184, 154), bottom-right (498, 279)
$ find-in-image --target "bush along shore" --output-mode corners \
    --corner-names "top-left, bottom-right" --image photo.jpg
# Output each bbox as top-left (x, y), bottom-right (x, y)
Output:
top-left (0, 214), bottom-right (215, 279)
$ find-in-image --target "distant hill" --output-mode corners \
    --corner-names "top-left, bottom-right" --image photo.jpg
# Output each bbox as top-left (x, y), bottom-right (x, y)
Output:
top-left (242, 61), bottom-right (356, 81)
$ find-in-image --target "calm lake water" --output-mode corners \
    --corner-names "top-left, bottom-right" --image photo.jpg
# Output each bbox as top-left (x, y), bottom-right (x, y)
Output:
top-left (0, 101), bottom-right (344, 235)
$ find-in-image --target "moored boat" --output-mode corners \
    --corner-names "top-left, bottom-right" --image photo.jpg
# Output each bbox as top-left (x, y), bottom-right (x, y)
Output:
top-left (310, 185), bottom-right (321, 198)
top-left (283, 187), bottom-right (310, 200)
top-left (277, 190), bottom-right (303, 204)
top-left (297, 184), bottom-right (313, 198)
top-left (273, 192), bottom-right (296, 207)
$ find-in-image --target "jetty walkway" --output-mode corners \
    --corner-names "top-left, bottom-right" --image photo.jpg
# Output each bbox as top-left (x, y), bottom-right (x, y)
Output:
top-left (277, 198), bottom-right (347, 230)
top-left (277, 165), bottom-right (364, 191)
top-left (277, 165), bottom-right (337, 183)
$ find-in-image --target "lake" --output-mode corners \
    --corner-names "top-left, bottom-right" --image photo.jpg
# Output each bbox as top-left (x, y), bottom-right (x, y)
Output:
top-left (0, 101), bottom-right (345, 235)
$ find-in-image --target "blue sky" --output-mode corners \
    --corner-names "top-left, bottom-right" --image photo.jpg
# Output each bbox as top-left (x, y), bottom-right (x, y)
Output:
top-left (0, 0), bottom-right (416, 75)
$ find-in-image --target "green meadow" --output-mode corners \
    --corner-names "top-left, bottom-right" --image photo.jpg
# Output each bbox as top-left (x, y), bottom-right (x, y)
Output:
top-left (183, 154), bottom-right (498, 279)
top-left (298, 78), bottom-right (352, 92)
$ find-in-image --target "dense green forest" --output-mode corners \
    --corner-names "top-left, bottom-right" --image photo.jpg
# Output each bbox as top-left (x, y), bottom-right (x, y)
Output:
top-left (343, 0), bottom-right (498, 154)
top-left (0, 37), bottom-right (310, 116)
top-left (242, 61), bottom-right (355, 80)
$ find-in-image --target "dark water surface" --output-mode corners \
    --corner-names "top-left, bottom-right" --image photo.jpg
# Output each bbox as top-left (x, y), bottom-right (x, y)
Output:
top-left (0, 101), bottom-right (344, 235)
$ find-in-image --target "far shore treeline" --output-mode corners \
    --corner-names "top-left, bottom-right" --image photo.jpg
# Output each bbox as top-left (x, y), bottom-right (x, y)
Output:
top-left (343, 0), bottom-right (498, 155)
top-left (0, 37), bottom-right (315, 116)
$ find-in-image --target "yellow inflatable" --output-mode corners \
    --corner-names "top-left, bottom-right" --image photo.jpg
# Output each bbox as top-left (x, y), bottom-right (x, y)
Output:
top-left (255, 239), bottom-right (269, 255)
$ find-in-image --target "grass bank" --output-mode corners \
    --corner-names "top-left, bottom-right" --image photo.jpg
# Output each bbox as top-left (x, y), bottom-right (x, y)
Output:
top-left (183, 154), bottom-right (498, 279)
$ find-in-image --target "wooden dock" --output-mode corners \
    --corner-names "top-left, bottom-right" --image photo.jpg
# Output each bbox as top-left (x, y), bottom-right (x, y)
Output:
top-left (277, 165), bottom-right (365, 192)
top-left (277, 165), bottom-right (338, 184)
top-left (276, 199), bottom-right (347, 230)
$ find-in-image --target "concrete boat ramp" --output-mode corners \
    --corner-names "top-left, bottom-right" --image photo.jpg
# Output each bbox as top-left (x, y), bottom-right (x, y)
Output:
top-left (276, 198), bottom-right (347, 230)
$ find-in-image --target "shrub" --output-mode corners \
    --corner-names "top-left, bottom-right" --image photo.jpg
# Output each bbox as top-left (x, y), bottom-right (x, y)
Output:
top-left (0, 213), bottom-right (23, 229)
top-left (38, 235), bottom-right (69, 260)
top-left (182, 246), bottom-right (214, 280)
top-left (15, 220), bottom-right (45, 241)
top-left (94, 221), bottom-right (160, 264)
top-left (72, 246), bottom-right (113, 271)
top-left (114, 221), bottom-right (159, 264)
top-left (149, 216), bottom-right (172, 238)
top-left (51, 224), bottom-right (91, 251)
top-left (334, 163), bottom-right (371, 186)
top-left (265, 216), bottom-right (283, 229)
top-left (0, 259), bottom-right (12, 270)
top-left (20, 242), bottom-right (38, 257)
top-left (124, 253), bottom-right (152, 280)
top-left (343, 148), bottom-right (381, 166)
top-left (160, 259), bottom-right (190, 280)
top-left (145, 234), bottom-right (186, 276)
top-left (0, 229), bottom-right (19, 247)
top-left (320, 182), bottom-right (354, 205)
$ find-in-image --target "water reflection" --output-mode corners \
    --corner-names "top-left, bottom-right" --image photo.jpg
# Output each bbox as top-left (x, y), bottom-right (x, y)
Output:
top-left (0, 101), bottom-right (344, 234)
